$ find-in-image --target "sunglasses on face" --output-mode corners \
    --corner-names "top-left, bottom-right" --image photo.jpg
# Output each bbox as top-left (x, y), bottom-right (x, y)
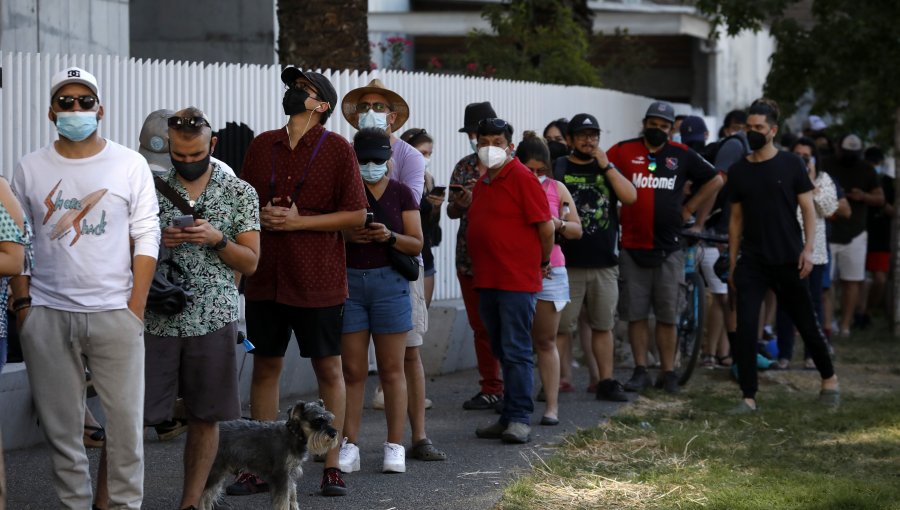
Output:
top-left (356, 102), bottom-right (390, 113)
top-left (167, 116), bottom-right (210, 129)
top-left (56, 95), bottom-right (98, 111)
top-left (648, 154), bottom-right (657, 172)
top-left (359, 157), bottom-right (389, 165)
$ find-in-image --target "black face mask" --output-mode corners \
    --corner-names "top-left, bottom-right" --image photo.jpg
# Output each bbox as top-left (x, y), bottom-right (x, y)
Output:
top-left (840, 150), bottom-right (861, 164)
top-left (571, 148), bottom-right (593, 161)
top-left (547, 141), bottom-right (569, 161)
top-left (643, 127), bottom-right (668, 147)
top-left (282, 87), bottom-right (310, 116)
top-left (171, 153), bottom-right (211, 181)
top-left (747, 130), bottom-right (768, 151)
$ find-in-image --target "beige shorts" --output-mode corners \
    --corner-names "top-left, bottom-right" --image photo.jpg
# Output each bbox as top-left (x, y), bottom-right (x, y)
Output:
top-left (618, 249), bottom-right (685, 324)
top-left (559, 266), bottom-right (620, 333)
top-left (406, 265), bottom-right (427, 347)
top-left (830, 231), bottom-right (867, 282)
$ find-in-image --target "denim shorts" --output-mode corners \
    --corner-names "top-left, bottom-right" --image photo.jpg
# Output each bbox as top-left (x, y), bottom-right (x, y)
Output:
top-left (536, 266), bottom-right (570, 311)
top-left (344, 266), bottom-right (413, 335)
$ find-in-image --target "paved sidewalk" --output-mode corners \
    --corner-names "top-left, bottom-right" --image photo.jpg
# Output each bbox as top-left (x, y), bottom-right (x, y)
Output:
top-left (5, 367), bottom-right (632, 509)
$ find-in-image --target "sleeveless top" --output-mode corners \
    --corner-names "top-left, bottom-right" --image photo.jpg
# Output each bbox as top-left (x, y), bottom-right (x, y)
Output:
top-left (0, 200), bottom-right (33, 340)
top-left (541, 177), bottom-right (566, 267)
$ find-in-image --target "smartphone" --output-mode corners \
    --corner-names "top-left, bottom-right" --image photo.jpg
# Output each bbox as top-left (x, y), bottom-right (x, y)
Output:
top-left (449, 184), bottom-right (466, 193)
top-left (430, 186), bottom-right (447, 195)
top-left (365, 212), bottom-right (375, 226)
top-left (172, 214), bottom-right (194, 228)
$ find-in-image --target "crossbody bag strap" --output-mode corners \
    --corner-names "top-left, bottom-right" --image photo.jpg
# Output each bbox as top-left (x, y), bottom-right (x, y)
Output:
top-left (154, 176), bottom-right (201, 218)
top-left (364, 184), bottom-right (396, 232)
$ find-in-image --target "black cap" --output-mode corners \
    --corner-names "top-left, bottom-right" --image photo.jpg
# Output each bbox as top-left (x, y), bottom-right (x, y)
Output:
top-left (281, 67), bottom-right (337, 117)
top-left (459, 102), bottom-right (497, 133)
top-left (645, 101), bottom-right (676, 124)
top-left (567, 113), bottom-right (600, 135)
top-left (353, 128), bottom-right (392, 161)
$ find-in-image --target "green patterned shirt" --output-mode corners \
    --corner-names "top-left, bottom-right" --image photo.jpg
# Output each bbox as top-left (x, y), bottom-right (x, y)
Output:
top-left (144, 164), bottom-right (260, 337)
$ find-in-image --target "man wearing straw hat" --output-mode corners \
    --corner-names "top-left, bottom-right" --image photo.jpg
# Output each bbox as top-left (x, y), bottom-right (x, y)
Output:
top-left (338, 79), bottom-right (447, 467)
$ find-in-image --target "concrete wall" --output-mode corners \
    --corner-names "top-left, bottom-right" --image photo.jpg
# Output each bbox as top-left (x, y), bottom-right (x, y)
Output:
top-left (710, 28), bottom-right (775, 119)
top-left (0, 0), bottom-right (129, 55)
top-left (129, 0), bottom-right (276, 65)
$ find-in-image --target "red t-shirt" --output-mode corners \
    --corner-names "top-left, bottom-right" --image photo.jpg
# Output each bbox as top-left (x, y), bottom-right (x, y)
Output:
top-left (467, 158), bottom-right (551, 292)
top-left (608, 138), bottom-right (715, 252)
top-left (241, 124), bottom-right (368, 308)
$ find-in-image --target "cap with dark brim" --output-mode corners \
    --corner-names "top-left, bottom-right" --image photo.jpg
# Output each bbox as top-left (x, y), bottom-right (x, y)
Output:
top-left (281, 67), bottom-right (337, 115)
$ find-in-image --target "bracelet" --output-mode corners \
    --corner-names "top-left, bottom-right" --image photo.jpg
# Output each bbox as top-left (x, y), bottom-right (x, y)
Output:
top-left (12, 297), bottom-right (31, 311)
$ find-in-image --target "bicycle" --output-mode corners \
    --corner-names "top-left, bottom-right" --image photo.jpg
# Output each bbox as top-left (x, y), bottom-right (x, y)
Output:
top-left (676, 228), bottom-right (728, 385)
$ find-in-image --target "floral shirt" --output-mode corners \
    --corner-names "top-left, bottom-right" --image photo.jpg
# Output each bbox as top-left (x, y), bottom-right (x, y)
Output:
top-left (447, 153), bottom-right (484, 276)
top-left (0, 202), bottom-right (33, 341)
top-left (144, 164), bottom-right (260, 337)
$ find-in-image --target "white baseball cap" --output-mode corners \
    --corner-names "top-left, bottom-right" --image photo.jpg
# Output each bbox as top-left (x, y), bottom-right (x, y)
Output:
top-left (50, 67), bottom-right (100, 100)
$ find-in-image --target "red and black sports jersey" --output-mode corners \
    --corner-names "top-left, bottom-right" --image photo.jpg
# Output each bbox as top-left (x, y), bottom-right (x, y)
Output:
top-left (608, 138), bottom-right (716, 252)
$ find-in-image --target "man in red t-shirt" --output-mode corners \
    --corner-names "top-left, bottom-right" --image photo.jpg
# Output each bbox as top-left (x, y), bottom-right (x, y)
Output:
top-left (236, 67), bottom-right (368, 497)
top-left (468, 118), bottom-right (554, 444)
top-left (607, 101), bottom-right (722, 394)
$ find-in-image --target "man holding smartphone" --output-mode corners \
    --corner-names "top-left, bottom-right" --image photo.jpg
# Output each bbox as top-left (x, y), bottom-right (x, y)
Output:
top-left (141, 107), bottom-right (260, 510)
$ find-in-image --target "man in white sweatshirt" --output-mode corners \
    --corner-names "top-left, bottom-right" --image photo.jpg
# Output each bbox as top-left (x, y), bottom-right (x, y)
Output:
top-left (11, 67), bottom-right (160, 510)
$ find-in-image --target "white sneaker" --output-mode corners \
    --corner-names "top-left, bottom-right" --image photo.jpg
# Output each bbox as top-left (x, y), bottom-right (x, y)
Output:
top-left (424, 397), bottom-right (433, 410)
top-left (382, 442), bottom-right (406, 473)
top-left (372, 387), bottom-right (385, 410)
top-left (338, 438), bottom-right (360, 473)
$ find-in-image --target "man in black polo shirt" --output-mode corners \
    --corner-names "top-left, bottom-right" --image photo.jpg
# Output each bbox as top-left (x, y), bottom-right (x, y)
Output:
top-left (728, 99), bottom-right (839, 414)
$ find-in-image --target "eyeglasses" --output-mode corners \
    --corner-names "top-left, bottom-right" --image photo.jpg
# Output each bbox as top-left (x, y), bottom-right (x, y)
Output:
top-left (478, 118), bottom-right (509, 129)
top-left (647, 154), bottom-right (657, 172)
top-left (358, 157), bottom-right (389, 165)
top-left (356, 102), bottom-right (390, 113)
top-left (167, 116), bottom-right (210, 130)
top-left (573, 132), bottom-right (600, 141)
top-left (56, 95), bottom-right (98, 111)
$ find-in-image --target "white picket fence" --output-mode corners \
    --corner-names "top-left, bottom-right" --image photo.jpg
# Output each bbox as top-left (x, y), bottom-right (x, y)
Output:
top-left (0, 51), bottom-right (696, 300)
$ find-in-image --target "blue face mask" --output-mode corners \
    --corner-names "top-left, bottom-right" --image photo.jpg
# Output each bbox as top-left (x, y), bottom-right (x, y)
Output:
top-left (360, 162), bottom-right (388, 183)
top-left (359, 111), bottom-right (389, 130)
top-left (56, 111), bottom-right (98, 142)
top-left (874, 165), bottom-right (883, 175)
top-left (470, 138), bottom-right (478, 154)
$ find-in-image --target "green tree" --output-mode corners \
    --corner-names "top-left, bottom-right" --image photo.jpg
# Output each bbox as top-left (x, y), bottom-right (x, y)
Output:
top-left (465, 0), bottom-right (600, 86)
top-left (277, 0), bottom-right (370, 71)
top-left (695, 0), bottom-right (900, 150)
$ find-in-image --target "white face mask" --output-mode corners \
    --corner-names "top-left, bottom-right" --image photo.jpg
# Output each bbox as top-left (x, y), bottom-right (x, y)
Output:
top-left (359, 111), bottom-right (389, 130)
top-left (477, 146), bottom-right (509, 169)
top-left (422, 156), bottom-right (431, 170)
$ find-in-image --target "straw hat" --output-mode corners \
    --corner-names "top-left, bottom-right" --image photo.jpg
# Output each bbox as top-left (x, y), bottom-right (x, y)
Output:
top-left (341, 79), bottom-right (409, 131)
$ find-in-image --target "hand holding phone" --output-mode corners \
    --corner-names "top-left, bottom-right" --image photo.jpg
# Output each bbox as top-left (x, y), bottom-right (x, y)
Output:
top-left (365, 212), bottom-right (375, 227)
top-left (172, 215), bottom-right (194, 228)
top-left (430, 186), bottom-right (447, 196)
top-left (449, 184), bottom-right (465, 194)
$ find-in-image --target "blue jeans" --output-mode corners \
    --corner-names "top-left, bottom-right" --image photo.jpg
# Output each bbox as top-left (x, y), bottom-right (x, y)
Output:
top-left (477, 289), bottom-right (537, 425)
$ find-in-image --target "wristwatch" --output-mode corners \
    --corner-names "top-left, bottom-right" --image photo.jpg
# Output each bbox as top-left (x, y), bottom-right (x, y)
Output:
top-left (599, 162), bottom-right (614, 173)
top-left (212, 232), bottom-right (228, 251)
top-left (387, 231), bottom-right (397, 246)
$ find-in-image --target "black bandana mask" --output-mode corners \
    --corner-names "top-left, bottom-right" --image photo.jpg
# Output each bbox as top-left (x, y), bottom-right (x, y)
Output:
top-left (282, 87), bottom-right (310, 116)
top-left (643, 128), bottom-right (668, 147)
top-left (547, 141), bottom-right (569, 161)
top-left (172, 153), bottom-right (211, 181)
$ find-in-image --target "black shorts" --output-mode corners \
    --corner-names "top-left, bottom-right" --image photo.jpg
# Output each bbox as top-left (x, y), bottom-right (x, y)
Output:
top-left (245, 300), bottom-right (343, 359)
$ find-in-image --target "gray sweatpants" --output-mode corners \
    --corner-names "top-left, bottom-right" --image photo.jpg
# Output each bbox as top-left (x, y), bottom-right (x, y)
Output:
top-left (20, 306), bottom-right (145, 510)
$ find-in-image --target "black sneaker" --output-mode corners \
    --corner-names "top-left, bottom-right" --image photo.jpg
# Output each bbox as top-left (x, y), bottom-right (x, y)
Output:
top-left (320, 467), bottom-right (348, 497)
top-left (226, 471), bottom-right (269, 496)
top-left (658, 371), bottom-right (680, 394)
top-left (623, 367), bottom-right (651, 392)
top-left (462, 392), bottom-right (502, 410)
top-left (154, 419), bottom-right (188, 441)
top-left (596, 379), bottom-right (629, 402)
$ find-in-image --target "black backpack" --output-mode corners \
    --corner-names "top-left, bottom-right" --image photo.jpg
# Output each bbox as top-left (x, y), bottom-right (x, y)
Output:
top-left (699, 134), bottom-right (741, 166)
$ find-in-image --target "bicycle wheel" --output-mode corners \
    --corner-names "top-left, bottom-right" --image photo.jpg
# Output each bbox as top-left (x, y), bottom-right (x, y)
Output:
top-left (678, 271), bottom-right (706, 385)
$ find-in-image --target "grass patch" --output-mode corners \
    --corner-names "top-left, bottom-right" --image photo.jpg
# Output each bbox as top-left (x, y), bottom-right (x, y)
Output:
top-left (498, 324), bottom-right (900, 509)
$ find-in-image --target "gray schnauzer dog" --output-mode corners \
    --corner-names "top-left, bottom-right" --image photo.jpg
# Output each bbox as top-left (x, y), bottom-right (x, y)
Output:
top-left (200, 399), bottom-right (340, 510)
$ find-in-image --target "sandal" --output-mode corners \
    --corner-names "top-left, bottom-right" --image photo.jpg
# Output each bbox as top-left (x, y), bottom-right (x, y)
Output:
top-left (715, 355), bottom-right (733, 367)
top-left (409, 438), bottom-right (447, 461)
top-left (84, 424), bottom-right (105, 448)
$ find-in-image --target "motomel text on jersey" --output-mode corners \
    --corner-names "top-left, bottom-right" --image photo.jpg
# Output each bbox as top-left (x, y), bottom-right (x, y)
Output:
top-left (631, 173), bottom-right (675, 190)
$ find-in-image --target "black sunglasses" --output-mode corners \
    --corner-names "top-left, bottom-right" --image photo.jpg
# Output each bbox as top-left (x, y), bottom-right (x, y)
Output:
top-left (167, 116), bottom-right (210, 130)
top-left (358, 157), bottom-right (389, 165)
top-left (478, 118), bottom-right (509, 129)
top-left (56, 95), bottom-right (98, 111)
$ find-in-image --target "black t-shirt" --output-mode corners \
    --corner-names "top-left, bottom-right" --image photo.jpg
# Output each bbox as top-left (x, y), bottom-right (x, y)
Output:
top-left (729, 151), bottom-right (815, 265)
top-left (822, 156), bottom-right (881, 243)
top-left (557, 157), bottom-right (620, 268)
top-left (867, 174), bottom-right (895, 252)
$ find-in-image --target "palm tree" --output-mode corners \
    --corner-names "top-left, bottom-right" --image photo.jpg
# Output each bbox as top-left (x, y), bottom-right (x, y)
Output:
top-left (277, 0), bottom-right (370, 71)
